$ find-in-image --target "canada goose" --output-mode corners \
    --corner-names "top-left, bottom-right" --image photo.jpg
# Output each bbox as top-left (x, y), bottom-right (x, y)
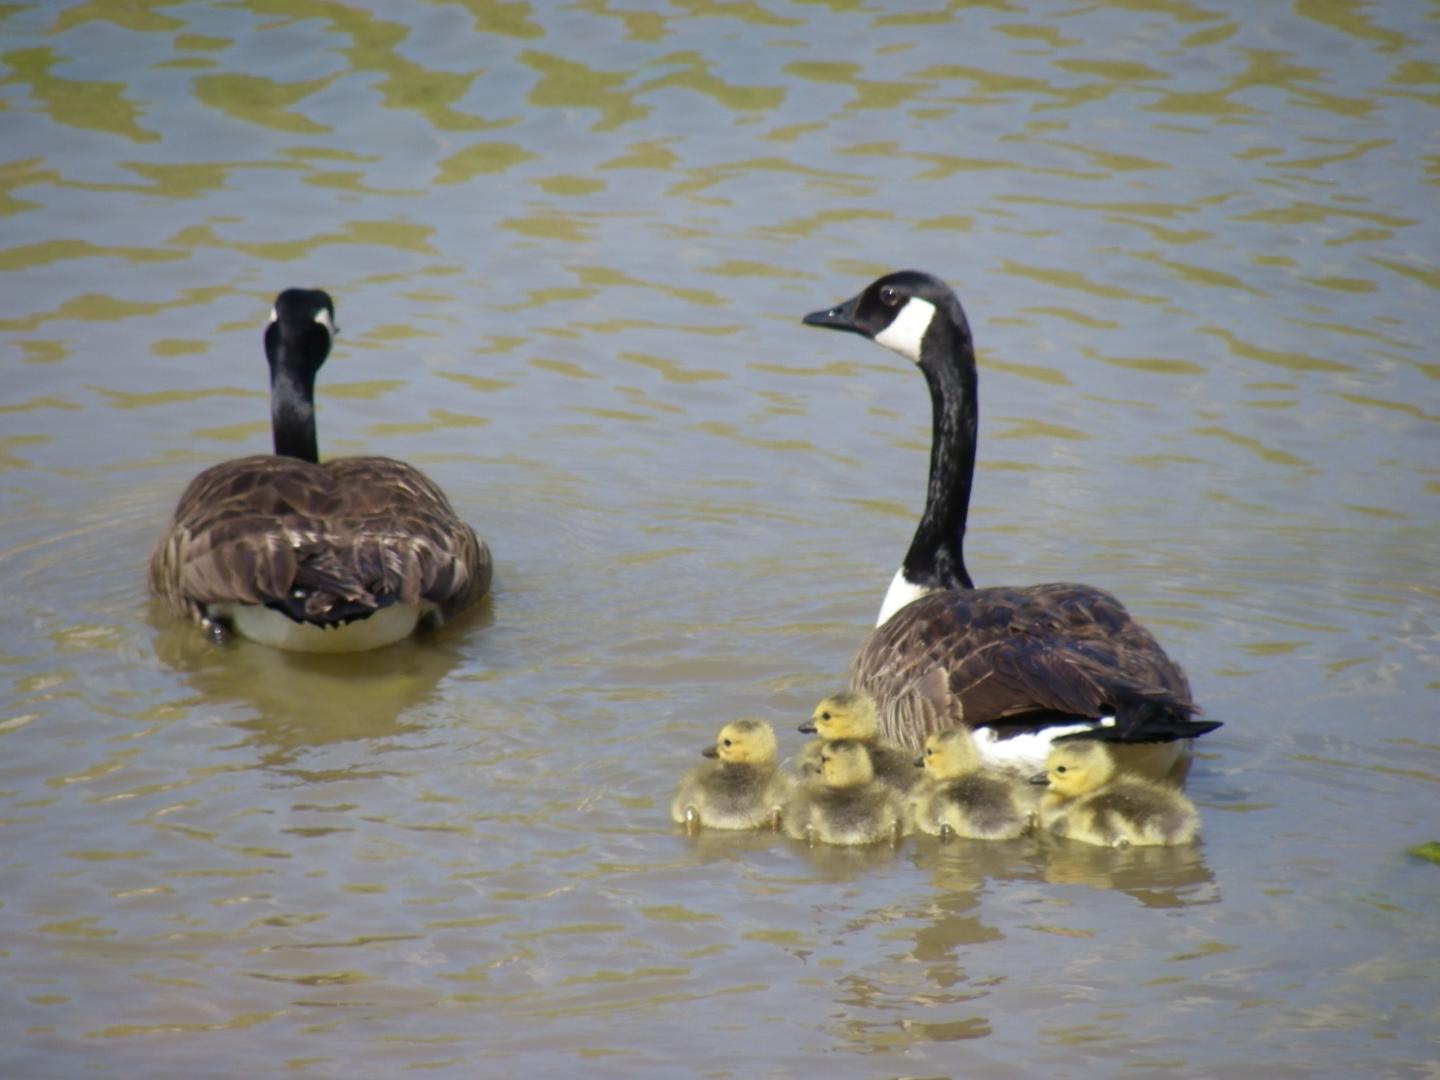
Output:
top-left (783, 741), bottom-right (905, 846)
top-left (800, 691), bottom-right (919, 794)
top-left (671, 718), bottom-right (792, 831)
top-left (149, 288), bottom-right (492, 652)
top-left (908, 727), bottom-right (1031, 840)
top-left (1030, 740), bottom-right (1200, 848)
top-left (802, 271), bottom-right (1220, 779)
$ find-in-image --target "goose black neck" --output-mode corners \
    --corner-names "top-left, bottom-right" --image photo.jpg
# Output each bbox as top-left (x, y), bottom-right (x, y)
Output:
top-left (904, 321), bottom-right (977, 592)
top-left (266, 328), bottom-right (325, 463)
top-left (270, 370), bottom-right (318, 462)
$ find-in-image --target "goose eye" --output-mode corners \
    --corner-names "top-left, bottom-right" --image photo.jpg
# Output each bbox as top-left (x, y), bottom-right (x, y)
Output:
top-left (821, 712), bottom-right (831, 721)
top-left (878, 285), bottom-right (900, 307)
top-left (722, 738), bottom-right (732, 747)
top-left (1055, 765), bottom-right (1067, 774)
top-left (925, 748), bottom-right (933, 756)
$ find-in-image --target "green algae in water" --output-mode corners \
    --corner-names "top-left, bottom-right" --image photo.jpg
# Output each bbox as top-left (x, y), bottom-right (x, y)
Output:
top-left (1405, 842), bottom-right (1440, 865)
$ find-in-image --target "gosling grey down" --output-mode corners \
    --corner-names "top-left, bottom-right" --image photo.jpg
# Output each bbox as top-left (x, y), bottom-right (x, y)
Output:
top-left (149, 288), bottom-right (492, 652)
top-left (802, 271), bottom-right (1219, 778)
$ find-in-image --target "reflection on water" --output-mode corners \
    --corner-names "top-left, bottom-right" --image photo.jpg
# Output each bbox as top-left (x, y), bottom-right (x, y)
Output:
top-left (2, 0), bottom-right (1437, 1075)
top-left (1039, 839), bottom-right (1217, 908)
top-left (147, 604), bottom-right (487, 771)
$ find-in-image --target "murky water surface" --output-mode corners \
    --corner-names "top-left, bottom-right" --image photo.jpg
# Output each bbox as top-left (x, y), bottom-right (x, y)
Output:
top-left (2, 1), bottom-right (1437, 1076)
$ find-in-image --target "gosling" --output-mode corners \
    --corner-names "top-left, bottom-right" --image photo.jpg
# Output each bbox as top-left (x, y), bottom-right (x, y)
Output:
top-left (1031, 740), bottom-right (1200, 848)
top-left (784, 741), bottom-right (905, 846)
top-left (671, 718), bottom-right (793, 832)
top-left (800, 691), bottom-right (918, 794)
top-left (908, 727), bottom-right (1031, 840)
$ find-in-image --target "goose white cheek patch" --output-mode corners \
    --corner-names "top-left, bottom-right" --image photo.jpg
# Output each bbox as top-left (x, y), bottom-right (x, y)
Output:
top-left (874, 297), bottom-right (937, 363)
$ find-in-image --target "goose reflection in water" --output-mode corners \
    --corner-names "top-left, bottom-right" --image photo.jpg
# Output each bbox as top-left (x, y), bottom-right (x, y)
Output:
top-left (147, 605), bottom-right (487, 773)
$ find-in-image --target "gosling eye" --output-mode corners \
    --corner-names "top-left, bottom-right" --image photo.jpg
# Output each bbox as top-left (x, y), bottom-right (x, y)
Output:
top-left (1055, 765), bottom-right (1067, 774)
top-left (722, 738), bottom-right (732, 747)
top-left (821, 712), bottom-right (831, 721)
top-left (925, 748), bottom-right (934, 757)
top-left (878, 285), bottom-right (900, 307)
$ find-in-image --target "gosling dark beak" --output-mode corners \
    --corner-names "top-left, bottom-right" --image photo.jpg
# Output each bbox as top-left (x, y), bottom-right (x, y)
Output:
top-left (801, 294), bottom-right (863, 335)
top-left (913, 756), bottom-right (925, 768)
top-left (1029, 771), bottom-right (1050, 786)
top-left (797, 722), bottom-right (817, 735)
top-left (702, 745), bottom-right (719, 758)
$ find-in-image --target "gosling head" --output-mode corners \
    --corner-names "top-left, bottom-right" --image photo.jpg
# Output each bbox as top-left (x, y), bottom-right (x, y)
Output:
top-left (1030, 740), bottom-right (1117, 799)
top-left (917, 727), bottom-right (982, 780)
top-left (818, 741), bottom-right (875, 789)
top-left (701, 718), bottom-right (778, 767)
top-left (800, 691), bottom-right (880, 741)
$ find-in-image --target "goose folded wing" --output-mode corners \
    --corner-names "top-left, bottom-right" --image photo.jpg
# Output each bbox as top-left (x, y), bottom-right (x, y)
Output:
top-left (156, 459), bottom-right (345, 612)
top-left (326, 457), bottom-right (491, 614)
top-left (853, 584), bottom-right (1198, 747)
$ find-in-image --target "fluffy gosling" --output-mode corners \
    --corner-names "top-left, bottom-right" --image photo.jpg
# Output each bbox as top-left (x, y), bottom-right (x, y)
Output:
top-left (908, 727), bottom-right (1031, 840)
top-left (1031, 740), bottom-right (1200, 848)
top-left (800, 691), bottom-right (918, 794)
top-left (671, 718), bottom-right (792, 832)
top-left (784, 741), bottom-right (905, 846)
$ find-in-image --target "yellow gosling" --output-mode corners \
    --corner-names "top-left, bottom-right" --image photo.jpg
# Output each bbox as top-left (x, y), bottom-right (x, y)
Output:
top-left (783, 741), bottom-right (905, 847)
top-left (671, 719), bottom-right (792, 832)
top-left (908, 727), bottom-right (1031, 840)
top-left (1031, 740), bottom-right (1200, 849)
top-left (801, 691), bottom-right (918, 794)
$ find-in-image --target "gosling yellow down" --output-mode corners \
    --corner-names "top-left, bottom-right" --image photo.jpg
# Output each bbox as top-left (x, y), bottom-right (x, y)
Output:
top-left (671, 719), bottom-right (792, 832)
top-left (784, 741), bottom-right (905, 847)
top-left (1031, 740), bottom-right (1200, 848)
top-left (908, 727), bottom-right (1031, 840)
top-left (801, 691), bottom-right (919, 794)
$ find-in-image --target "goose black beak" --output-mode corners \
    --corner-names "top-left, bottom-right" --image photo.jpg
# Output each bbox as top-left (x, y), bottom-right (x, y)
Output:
top-left (1029, 771), bottom-right (1050, 786)
top-left (797, 722), bottom-right (817, 734)
top-left (802, 295), bottom-right (862, 334)
top-left (702, 745), bottom-right (719, 758)
top-left (913, 756), bottom-right (924, 768)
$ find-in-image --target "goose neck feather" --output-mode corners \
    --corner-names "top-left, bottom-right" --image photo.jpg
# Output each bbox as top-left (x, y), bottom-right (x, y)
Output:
top-left (270, 368), bottom-right (319, 462)
top-left (264, 289), bottom-right (334, 463)
top-left (906, 331), bottom-right (976, 593)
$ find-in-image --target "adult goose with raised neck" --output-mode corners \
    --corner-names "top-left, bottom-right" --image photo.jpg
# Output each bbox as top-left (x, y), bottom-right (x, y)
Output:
top-left (149, 288), bottom-right (492, 652)
top-left (802, 271), bottom-right (1219, 781)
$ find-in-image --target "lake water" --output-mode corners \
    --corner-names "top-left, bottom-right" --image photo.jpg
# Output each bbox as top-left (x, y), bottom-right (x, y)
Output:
top-left (2, 1), bottom-right (1437, 1076)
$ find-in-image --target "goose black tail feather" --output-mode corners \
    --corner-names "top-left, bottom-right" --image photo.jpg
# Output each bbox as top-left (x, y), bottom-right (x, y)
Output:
top-left (262, 553), bottom-right (392, 626)
top-left (263, 589), bottom-right (394, 626)
top-left (1054, 698), bottom-right (1223, 745)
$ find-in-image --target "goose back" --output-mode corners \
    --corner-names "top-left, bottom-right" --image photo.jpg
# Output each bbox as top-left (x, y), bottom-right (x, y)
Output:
top-left (150, 453), bottom-right (491, 635)
top-left (851, 582), bottom-right (1198, 752)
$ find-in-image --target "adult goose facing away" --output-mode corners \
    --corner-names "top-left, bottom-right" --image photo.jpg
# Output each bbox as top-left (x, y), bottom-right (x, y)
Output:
top-left (149, 288), bottom-right (492, 652)
top-left (802, 271), bottom-right (1219, 782)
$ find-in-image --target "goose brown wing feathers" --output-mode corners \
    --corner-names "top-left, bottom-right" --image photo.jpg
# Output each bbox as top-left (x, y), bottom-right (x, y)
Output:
top-left (851, 583), bottom-right (1197, 750)
top-left (323, 457), bottom-right (491, 617)
top-left (149, 455), bottom-right (490, 625)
